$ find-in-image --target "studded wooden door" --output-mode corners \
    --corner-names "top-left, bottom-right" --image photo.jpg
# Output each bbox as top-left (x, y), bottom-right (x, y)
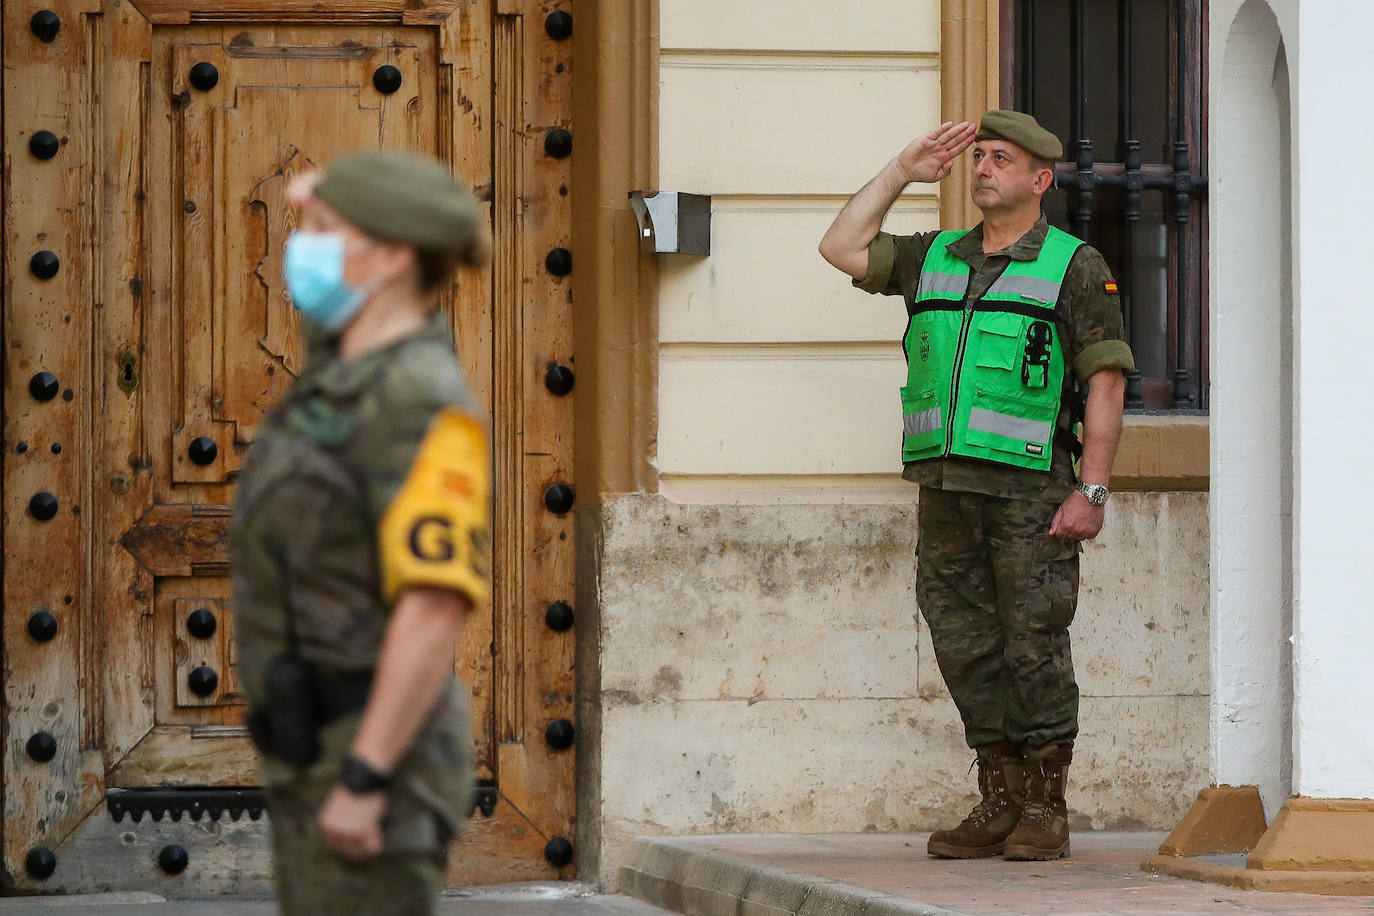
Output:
top-left (1, 0), bottom-right (576, 894)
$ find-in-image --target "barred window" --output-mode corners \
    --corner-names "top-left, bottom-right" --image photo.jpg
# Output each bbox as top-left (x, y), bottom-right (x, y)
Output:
top-left (1002, 0), bottom-right (1208, 410)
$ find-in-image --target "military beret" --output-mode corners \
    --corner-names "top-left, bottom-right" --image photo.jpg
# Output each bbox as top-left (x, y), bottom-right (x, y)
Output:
top-left (976, 110), bottom-right (1064, 162)
top-left (314, 149), bottom-right (484, 260)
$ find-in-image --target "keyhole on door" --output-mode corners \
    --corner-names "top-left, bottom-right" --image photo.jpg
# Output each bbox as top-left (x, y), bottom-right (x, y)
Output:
top-left (117, 352), bottom-right (139, 396)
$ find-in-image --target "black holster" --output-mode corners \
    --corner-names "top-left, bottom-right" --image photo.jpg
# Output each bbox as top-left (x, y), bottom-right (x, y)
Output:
top-left (247, 658), bottom-right (373, 768)
top-left (252, 655), bottom-right (321, 766)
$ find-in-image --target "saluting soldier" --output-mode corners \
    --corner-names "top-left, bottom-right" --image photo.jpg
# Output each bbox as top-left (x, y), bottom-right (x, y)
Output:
top-left (819, 112), bottom-right (1134, 861)
top-left (230, 149), bottom-right (491, 914)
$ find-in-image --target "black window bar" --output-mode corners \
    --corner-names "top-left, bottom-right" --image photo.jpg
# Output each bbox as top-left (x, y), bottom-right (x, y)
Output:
top-left (1005, 0), bottom-right (1208, 411)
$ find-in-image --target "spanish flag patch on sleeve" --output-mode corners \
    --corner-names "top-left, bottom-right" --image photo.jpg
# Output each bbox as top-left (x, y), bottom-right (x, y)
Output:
top-left (378, 408), bottom-right (491, 606)
top-left (1104, 280), bottom-right (1119, 294)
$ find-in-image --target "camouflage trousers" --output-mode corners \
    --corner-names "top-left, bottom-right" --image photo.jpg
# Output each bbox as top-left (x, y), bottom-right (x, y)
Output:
top-left (267, 785), bottom-right (450, 916)
top-left (916, 486), bottom-right (1081, 749)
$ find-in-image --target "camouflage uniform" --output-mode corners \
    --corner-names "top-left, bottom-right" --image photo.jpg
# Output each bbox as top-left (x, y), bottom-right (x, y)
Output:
top-left (856, 217), bottom-right (1134, 749)
top-left (230, 314), bottom-right (483, 915)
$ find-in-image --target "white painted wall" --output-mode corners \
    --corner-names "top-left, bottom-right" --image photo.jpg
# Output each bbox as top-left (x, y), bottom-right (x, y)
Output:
top-left (659, 0), bottom-right (939, 53)
top-left (1211, 0), bottom-right (1374, 801)
top-left (1289, 0), bottom-right (1374, 799)
top-left (1209, 0), bottom-right (1292, 817)
top-left (658, 199), bottom-right (933, 345)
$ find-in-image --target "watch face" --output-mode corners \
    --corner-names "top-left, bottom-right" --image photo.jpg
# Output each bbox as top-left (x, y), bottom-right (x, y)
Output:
top-left (1080, 483), bottom-right (1108, 505)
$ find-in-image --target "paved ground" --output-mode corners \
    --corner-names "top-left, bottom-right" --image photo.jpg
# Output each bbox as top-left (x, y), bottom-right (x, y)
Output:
top-left (0, 884), bottom-right (672, 915)
top-left (9, 835), bottom-right (1374, 914)
top-left (622, 832), bottom-right (1374, 915)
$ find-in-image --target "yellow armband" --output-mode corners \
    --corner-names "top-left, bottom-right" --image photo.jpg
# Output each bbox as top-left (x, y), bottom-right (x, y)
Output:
top-left (378, 408), bottom-right (491, 605)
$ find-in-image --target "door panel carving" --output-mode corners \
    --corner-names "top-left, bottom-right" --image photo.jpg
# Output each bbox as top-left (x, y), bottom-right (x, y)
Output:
top-left (167, 38), bottom-right (429, 483)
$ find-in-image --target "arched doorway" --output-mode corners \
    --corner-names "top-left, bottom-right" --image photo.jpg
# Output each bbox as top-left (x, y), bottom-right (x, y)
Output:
top-left (1211, 0), bottom-right (1292, 817)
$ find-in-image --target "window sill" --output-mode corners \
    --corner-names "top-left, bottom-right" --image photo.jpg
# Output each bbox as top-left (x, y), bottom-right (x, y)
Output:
top-left (1110, 414), bottom-right (1209, 491)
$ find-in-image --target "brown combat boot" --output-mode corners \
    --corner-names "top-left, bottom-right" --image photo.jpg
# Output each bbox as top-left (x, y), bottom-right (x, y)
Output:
top-left (1003, 743), bottom-right (1072, 860)
top-left (927, 741), bottom-right (1025, 858)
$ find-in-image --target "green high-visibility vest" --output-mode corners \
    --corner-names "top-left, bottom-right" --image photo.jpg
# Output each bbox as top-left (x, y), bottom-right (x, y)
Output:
top-left (901, 226), bottom-right (1082, 472)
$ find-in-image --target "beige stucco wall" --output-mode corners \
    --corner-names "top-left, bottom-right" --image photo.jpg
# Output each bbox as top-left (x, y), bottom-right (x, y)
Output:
top-left (589, 493), bottom-right (1209, 886)
top-left (656, 0), bottom-right (940, 495)
top-left (583, 0), bottom-right (1212, 889)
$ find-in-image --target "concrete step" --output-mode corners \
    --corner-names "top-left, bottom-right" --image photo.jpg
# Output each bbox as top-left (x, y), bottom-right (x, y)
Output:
top-left (619, 832), bottom-right (1374, 915)
top-left (620, 837), bottom-right (959, 916)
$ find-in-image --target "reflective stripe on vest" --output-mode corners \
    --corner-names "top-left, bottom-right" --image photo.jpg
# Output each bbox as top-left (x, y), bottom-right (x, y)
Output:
top-left (903, 405), bottom-right (943, 438)
top-left (967, 407), bottom-right (1052, 444)
top-left (917, 270), bottom-right (968, 299)
top-left (983, 271), bottom-right (1064, 305)
top-left (899, 226), bottom-right (1083, 472)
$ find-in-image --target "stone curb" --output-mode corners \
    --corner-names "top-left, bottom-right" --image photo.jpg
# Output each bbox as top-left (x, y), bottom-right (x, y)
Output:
top-left (0, 893), bottom-right (169, 908)
top-left (620, 837), bottom-right (964, 916)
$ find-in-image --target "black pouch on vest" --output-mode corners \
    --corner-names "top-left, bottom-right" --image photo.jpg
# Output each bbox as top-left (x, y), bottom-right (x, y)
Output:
top-left (261, 654), bottom-right (321, 767)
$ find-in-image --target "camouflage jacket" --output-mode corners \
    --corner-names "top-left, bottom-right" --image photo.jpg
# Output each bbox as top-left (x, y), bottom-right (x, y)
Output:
top-left (230, 313), bottom-right (488, 838)
top-left (856, 217), bottom-right (1135, 502)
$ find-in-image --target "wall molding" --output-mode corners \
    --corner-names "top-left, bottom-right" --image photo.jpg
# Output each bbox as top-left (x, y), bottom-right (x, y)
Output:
top-left (571, 0), bottom-right (660, 498)
top-left (940, 0), bottom-right (1000, 230)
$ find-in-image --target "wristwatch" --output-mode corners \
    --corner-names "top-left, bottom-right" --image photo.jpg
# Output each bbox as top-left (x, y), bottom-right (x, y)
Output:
top-left (1077, 482), bottom-right (1109, 506)
top-left (339, 753), bottom-right (393, 793)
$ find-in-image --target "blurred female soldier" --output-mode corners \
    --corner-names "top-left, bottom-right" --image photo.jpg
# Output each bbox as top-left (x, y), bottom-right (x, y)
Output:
top-left (230, 149), bottom-right (491, 915)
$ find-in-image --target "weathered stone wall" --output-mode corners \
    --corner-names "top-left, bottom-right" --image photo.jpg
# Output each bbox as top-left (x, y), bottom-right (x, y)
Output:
top-left (583, 492), bottom-right (1209, 887)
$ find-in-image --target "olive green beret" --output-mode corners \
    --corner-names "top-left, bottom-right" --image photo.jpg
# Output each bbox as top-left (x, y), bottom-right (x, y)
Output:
top-left (314, 149), bottom-right (483, 258)
top-left (976, 110), bottom-right (1064, 162)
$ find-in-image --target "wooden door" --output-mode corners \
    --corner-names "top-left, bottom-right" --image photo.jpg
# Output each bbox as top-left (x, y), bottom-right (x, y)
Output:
top-left (2, 0), bottom-right (575, 894)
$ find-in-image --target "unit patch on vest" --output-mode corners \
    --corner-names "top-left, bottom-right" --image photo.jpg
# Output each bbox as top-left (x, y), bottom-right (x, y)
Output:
top-left (378, 408), bottom-right (491, 606)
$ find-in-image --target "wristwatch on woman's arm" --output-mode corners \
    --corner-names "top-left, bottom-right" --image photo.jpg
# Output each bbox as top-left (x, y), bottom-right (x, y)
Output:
top-left (339, 753), bottom-right (393, 793)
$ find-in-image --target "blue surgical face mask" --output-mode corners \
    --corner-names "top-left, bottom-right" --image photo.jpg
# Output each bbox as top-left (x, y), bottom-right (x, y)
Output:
top-left (283, 231), bottom-right (371, 331)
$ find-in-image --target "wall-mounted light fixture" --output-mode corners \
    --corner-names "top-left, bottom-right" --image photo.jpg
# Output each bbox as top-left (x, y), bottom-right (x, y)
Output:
top-left (628, 191), bottom-right (711, 256)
